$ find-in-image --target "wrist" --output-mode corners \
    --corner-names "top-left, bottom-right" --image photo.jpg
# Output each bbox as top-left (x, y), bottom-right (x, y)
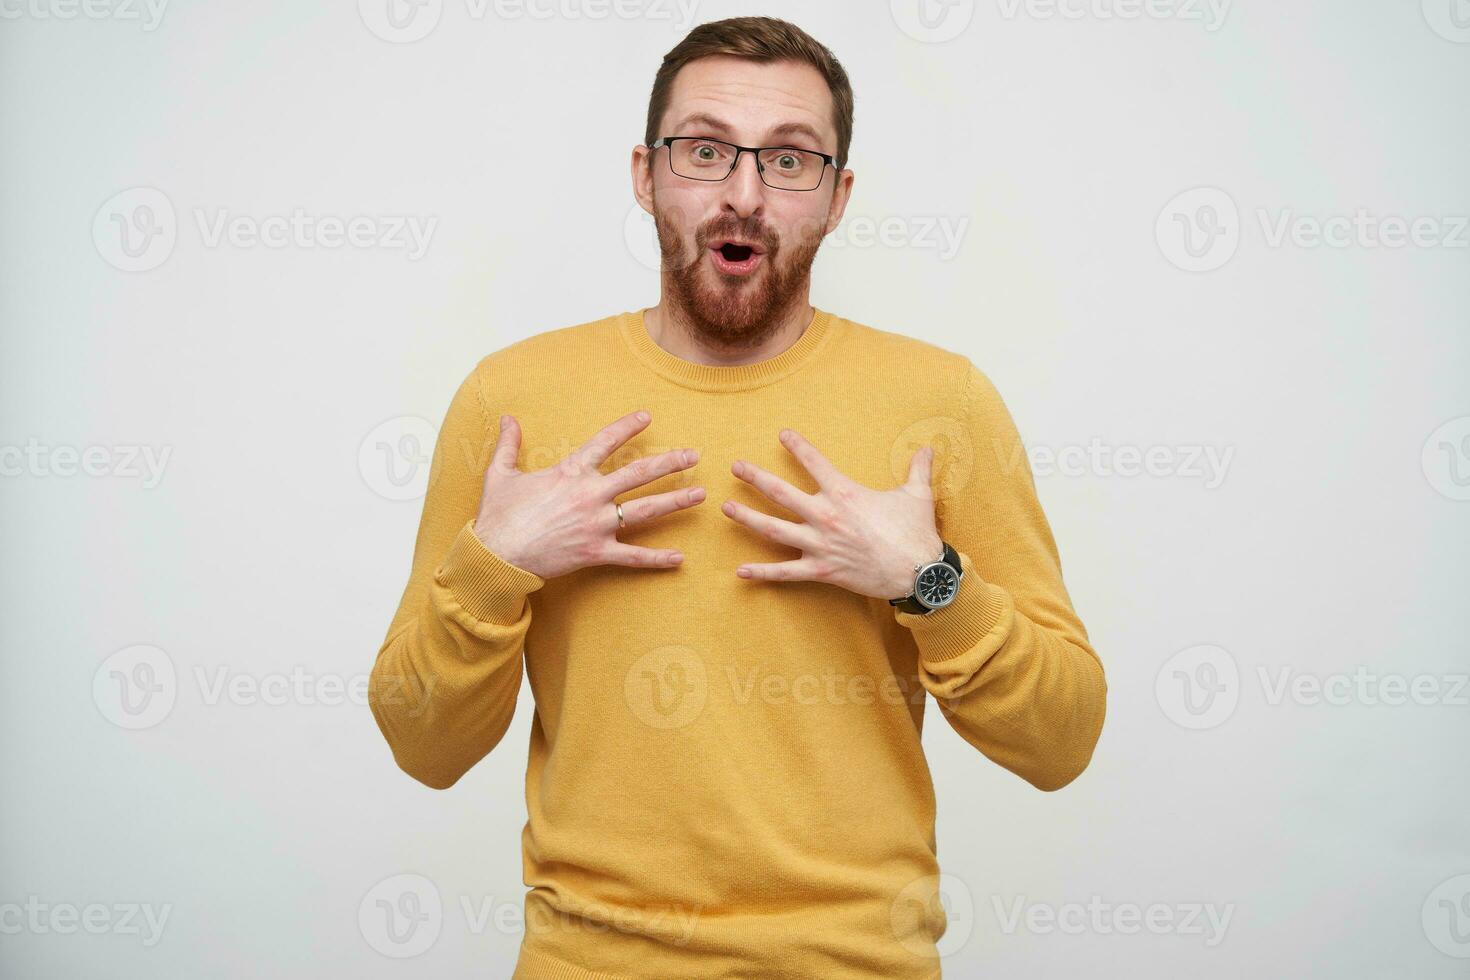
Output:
top-left (472, 521), bottom-right (524, 570)
top-left (888, 534), bottom-right (944, 599)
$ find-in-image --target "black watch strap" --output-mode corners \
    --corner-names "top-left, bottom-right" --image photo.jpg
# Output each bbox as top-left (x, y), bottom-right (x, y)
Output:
top-left (889, 541), bottom-right (962, 615)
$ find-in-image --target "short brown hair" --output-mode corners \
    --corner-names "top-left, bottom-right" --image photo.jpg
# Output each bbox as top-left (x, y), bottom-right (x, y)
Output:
top-left (644, 16), bottom-right (854, 171)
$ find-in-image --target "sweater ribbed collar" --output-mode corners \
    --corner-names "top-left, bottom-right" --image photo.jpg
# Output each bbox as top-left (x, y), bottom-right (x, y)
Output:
top-left (617, 305), bottom-right (839, 392)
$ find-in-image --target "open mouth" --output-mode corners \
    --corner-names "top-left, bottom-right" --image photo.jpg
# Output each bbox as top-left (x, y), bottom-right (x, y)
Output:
top-left (709, 239), bottom-right (766, 276)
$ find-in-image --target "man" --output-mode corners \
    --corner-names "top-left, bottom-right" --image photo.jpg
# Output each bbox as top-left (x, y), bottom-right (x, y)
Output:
top-left (368, 15), bottom-right (1106, 979)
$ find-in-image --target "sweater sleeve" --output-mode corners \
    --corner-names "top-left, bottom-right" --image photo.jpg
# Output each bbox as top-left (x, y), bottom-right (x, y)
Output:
top-left (896, 361), bottom-right (1107, 791)
top-left (367, 359), bottom-right (546, 789)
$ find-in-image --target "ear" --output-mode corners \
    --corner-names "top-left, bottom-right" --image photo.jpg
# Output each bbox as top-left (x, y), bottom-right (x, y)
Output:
top-left (631, 145), bottom-right (657, 216)
top-left (823, 167), bottom-right (855, 236)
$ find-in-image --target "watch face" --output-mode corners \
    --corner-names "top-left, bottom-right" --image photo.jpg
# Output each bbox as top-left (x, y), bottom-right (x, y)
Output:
top-left (916, 561), bottom-right (960, 609)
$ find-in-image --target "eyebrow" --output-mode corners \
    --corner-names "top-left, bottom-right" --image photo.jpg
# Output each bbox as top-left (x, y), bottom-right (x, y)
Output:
top-left (669, 112), bottom-right (828, 153)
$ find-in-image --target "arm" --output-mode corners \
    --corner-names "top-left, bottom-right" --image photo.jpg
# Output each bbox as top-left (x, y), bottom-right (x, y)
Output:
top-left (896, 361), bottom-right (1107, 791)
top-left (367, 359), bottom-right (546, 790)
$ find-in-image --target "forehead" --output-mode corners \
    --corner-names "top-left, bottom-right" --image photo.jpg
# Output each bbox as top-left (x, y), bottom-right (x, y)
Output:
top-left (661, 55), bottom-right (835, 151)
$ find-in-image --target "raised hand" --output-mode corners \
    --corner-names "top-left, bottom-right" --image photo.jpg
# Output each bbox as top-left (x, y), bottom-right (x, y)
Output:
top-left (473, 410), bottom-right (704, 579)
top-left (722, 428), bottom-right (942, 600)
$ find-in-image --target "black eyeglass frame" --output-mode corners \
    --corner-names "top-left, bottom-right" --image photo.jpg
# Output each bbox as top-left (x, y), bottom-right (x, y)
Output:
top-left (649, 135), bottom-right (838, 192)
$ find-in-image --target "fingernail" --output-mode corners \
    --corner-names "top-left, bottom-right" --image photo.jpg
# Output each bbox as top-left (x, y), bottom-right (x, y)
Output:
top-left (690, 487), bottom-right (706, 501)
top-left (670, 552), bottom-right (684, 563)
top-left (637, 410), bottom-right (650, 423)
top-left (684, 448), bottom-right (699, 464)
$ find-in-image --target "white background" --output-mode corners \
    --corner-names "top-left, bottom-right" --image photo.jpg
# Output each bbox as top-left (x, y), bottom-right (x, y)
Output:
top-left (1, 1), bottom-right (1467, 977)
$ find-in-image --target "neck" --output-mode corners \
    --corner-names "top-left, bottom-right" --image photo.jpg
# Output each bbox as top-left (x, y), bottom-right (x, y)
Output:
top-left (642, 298), bottom-right (817, 368)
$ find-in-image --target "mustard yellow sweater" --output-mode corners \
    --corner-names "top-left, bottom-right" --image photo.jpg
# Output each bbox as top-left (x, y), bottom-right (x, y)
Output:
top-left (368, 307), bottom-right (1107, 979)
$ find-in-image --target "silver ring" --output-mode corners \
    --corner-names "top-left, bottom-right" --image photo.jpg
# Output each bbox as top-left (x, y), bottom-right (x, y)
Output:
top-left (615, 502), bottom-right (625, 529)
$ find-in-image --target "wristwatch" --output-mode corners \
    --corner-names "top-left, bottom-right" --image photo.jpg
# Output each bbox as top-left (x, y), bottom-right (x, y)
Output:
top-left (888, 540), bottom-right (964, 615)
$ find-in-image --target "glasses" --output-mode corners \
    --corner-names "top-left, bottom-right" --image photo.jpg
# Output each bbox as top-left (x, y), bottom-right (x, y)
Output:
top-left (650, 136), bottom-right (836, 192)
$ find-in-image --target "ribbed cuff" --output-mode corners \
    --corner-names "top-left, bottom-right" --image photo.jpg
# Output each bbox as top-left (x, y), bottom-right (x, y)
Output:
top-left (895, 549), bottom-right (1011, 662)
top-left (436, 520), bottom-right (546, 624)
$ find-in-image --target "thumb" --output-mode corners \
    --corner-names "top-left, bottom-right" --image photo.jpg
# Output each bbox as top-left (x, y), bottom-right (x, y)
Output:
top-left (489, 414), bottom-right (522, 478)
top-left (907, 445), bottom-right (935, 497)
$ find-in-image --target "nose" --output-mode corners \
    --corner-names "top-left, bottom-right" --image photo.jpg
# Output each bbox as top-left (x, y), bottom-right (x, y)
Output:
top-left (718, 148), bottom-right (767, 218)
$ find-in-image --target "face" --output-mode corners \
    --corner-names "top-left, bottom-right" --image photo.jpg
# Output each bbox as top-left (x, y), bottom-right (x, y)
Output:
top-left (632, 55), bottom-right (854, 349)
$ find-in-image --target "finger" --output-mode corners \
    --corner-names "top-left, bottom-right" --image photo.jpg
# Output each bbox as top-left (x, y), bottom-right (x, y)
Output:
top-left (735, 558), bottom-right (824, 582)
top-left (488, 414), bottom-right (522, 478)
top-left (602, 446), bottom-right (700, 498)
top-left (598, 542), bottom-right (685, 568)
top-left (906, 445), bottom-right (936, 498)
top-left (615, 485), bottom-right (707, 528)
top-left (730, 459), bottom-right (820, 522)
top-left (779, 429), bottom-right (843, 492)
top-left (569, 410), bottom-right (651, 475)
top-left (720, 499), bottom-right (819, 551)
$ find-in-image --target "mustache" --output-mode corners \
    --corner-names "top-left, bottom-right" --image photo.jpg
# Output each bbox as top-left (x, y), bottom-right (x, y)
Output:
top-left (696, 220), bottom-right (778, 252)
